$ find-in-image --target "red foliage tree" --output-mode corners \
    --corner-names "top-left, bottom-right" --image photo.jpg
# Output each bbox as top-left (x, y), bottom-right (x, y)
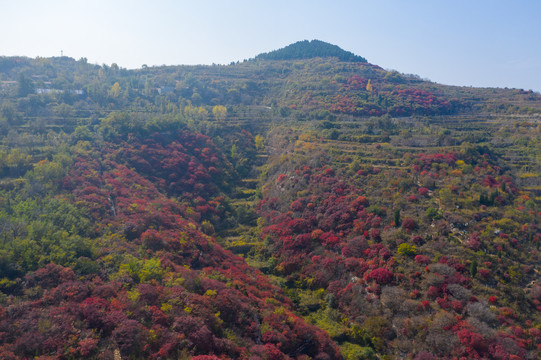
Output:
top-left (402, 217), bottom-right (417, 231)
top-left (367, 268), bottom-right (394, 285)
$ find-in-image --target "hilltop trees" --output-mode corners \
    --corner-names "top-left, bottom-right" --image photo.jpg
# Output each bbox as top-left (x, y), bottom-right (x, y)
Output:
top-left (255, 39), bottom-right (368, 62)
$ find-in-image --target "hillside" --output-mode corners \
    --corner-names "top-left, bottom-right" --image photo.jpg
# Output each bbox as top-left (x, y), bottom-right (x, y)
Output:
top-left (0, 42), bottom-right (541, 359)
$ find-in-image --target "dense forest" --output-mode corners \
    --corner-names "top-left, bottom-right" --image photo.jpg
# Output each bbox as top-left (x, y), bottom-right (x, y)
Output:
top-left (0, 40), bottom-right (541, 359)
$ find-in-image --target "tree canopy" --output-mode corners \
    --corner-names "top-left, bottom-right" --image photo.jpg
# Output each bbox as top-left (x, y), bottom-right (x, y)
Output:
top-left (255, 39), bottom-right (368, 62)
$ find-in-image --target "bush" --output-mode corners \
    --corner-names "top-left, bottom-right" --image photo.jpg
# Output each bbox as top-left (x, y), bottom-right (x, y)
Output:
top-left (402, 217), bottom-right (418, 231)
top-left (112, 319), bottom-right (144, 356)
top-left (415, 255), bottom-right (431, 265)
top-left (397, 243), bottom-right (417, 256)
top-left (425, 207), bottom-right (441, 220)
top-left (367, 268), bottom-right (393, 285)
top-left (340, 342), bottom-right (376, 360)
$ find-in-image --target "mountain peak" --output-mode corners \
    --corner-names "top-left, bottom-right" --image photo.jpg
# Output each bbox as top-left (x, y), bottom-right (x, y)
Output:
top-left (255, 39), bottom-right (367, 63)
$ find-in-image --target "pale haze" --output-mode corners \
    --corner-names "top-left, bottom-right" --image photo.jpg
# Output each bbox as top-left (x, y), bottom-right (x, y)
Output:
top-left (2, 0), bottom-right (540, 92)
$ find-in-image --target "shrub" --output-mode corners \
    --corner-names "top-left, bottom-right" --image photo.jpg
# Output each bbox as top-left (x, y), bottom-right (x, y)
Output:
top-left (466, 233), bottom-right (481, 251)
top-left (367, 268), bottom-right (394, 285)
top-left (402, 218), bottom-right (417, 231)
top-left (340, 342), bottom-right (376, 360)
top-left (425, 207), bottom-right (440, 220)
top-left (415, 255), bottom-right (431, 265)
top-left (112, 319), bottom-right (144, 356)
top-left (397, 243), bottom-right (417, 256)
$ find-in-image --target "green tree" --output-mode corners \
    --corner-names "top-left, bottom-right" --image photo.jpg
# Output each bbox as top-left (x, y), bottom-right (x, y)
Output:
top-left (393, 209), bottom-right (400, 227)
top-left (425, 207), bottom-right (441, 220)
top-left (1, 103), bottom-right (23, 125)
top-left (470, 259), bottom-right (478, 277)
top-left (191, 92), bottom-right (202, 105)
top-left (6, 149), bottom-right (32, 177)
top-left (17, 72), bottom-right (34, 97)
top-left (54, 103), bottom-right (74, 120)
top-left (73, 125), bottom-right (93, 142)
top-left (28, 160), bottom-right (65, 190)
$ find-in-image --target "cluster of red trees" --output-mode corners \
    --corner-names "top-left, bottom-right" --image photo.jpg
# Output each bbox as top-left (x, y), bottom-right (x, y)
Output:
top-left (391, 86), bottom-right (452, 115)
top-left (328, 94), bottom-right (384, 117)
top-left (259, 166), bottom-right (394, 296)
top-left (324, 77), bottom-right (454, 117)
top-left (0, 128), bottom-right (340, 359)
top-left (257, 155), bottom-right (540, 358)
top-left (112, 131), bottom-right (230, 197)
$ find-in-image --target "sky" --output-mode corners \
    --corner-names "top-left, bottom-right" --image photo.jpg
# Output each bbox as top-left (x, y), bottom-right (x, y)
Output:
top-left (1, 0), bottom-right (540, 92)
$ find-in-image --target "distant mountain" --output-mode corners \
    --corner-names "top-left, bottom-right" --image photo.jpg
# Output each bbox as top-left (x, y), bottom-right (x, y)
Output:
top-left (255, 39), bottom-right (367, 63)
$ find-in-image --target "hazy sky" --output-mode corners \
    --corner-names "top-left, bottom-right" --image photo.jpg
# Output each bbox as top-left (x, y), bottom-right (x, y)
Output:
top-left (2, 0), bottom-right (540, 91)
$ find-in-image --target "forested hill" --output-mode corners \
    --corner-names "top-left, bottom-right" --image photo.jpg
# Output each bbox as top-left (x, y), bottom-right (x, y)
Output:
top-left (254, 39), bottom-right (368, 63)
top-left (0, 43), bottom-right (541, 359)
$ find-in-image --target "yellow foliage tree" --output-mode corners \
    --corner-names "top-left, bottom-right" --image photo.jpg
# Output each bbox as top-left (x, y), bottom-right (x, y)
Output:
top-left (108, 82), bottom-right (121, 98)
top-left (366, 79), bottom-right (373, 92)
top-left (197, 107), bottom-right (209, 120)
top-left (212, 105), bottom-right (227, 121)
top-left (255, 134), bottom-right (265, 151)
